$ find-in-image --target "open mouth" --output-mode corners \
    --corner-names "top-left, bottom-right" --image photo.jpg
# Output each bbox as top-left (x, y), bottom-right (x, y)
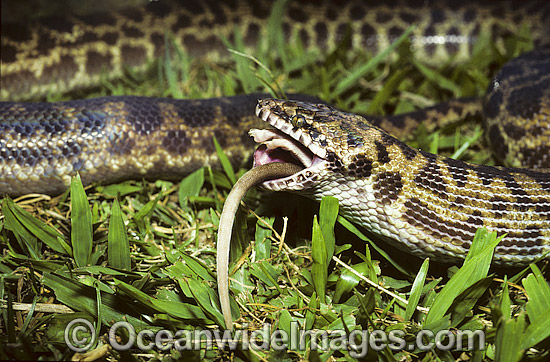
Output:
top-left (249, 104), bottom-right (328, 190)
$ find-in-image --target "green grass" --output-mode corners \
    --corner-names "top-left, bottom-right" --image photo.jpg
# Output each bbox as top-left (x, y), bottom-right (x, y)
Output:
top-left (1, 2), bottom-right (549, 361)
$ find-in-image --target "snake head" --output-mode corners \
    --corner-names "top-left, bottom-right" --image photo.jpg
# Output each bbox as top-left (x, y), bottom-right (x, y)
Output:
top-left (250, 98), bottom-right (395, 191)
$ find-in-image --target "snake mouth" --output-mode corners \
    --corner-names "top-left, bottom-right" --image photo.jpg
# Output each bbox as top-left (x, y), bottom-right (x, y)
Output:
top-left (249, 103), bottom-right (328, 191)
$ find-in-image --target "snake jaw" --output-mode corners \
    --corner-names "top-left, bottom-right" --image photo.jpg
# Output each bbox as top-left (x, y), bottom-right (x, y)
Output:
top-left (250, 129), bottom-right (317, 167)
top-left (255, 102), bottom-right (328, 159)
top-left (249, 128), bottom-right (328, 191)
top-left (249, 100), bottom-right (330, 190)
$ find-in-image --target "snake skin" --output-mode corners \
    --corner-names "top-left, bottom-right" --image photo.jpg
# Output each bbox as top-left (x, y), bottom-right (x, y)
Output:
top-left (0, 93), bottom-right (320, 195)
top-left (2, 0), bottom-right (549, 101)
top-left (483, 47), bottom-right (550, 169)
top-left (1, 0), bottom-right (550, 264)
top-left (253, 99), bottom-right (550, 266)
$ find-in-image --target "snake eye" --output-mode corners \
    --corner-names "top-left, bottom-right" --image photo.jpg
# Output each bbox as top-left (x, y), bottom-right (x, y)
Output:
top-left (291, 114), bottom-right (306, 128)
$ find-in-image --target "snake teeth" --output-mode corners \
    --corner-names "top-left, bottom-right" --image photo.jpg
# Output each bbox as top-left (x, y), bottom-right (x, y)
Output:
top-left (249, 127), bottom-right (327, 190)
top-left (249, 128), bottom-right (315, 167)
top-left (248, 103), bottom-right (330, 192)
top-left (255, 101), bottom-right (327, 159)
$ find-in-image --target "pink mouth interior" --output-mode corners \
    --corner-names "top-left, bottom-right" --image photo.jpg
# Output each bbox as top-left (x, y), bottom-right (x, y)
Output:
top-left (253, 145), bottom-right (300, 166)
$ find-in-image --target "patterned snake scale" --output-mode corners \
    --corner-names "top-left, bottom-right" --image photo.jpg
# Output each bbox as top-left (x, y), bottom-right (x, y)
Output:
top-left (1, 0), bottom-right (550, 266)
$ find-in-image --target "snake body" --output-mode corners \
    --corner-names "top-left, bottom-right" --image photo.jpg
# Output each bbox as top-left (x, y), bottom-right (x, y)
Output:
top-left (2, 0), bottom-right (549, 101)
top-left (252, 97), bottom-right (549, 267)
top-left (0, 94), bottom-right (268, 195)
top-left (1, 1), bottom-right (550, 266)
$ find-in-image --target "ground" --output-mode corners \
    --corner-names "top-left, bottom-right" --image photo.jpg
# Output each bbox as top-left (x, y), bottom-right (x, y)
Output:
top-left (0, 2), bottom-right (549, 361)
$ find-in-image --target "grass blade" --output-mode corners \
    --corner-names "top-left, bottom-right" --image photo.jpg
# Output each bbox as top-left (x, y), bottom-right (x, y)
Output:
top-left (213, 136), bottom-right (236, 185)
top-left (319, 196), bottom-right (338, 265)
top-left (311, 215), bottom-right (328, 304)
top-left (425, 228), bottom-right (500, 326)
top-left (114, 279), bottom-right (209, 321)
top-left (178, 168), bottom-right (205, 209)
top-left (2, 198), bottom-right (70, 255)
top-left (337, 216), bottom-right (410, 277)
top-left (405, 258), bottom-right (429, 321)
top-left (520, 265), bottom-right (550, 349)
top-left (254, 217), bottom-right (274, 260)
top-left (334, 25), bottom-right (414, 96)
top-left (70, 174), bottom-right (93, 267)
top-left (107, 199), bottom-right (131, 271)
top-left (449, 277), bottom-right (493, 326)
top-left (495, 314), bottom-right (526, 362)
top-left (42, 273), bottom-right (152, 331)
top-left (333, 261), bottom-right (371, 304)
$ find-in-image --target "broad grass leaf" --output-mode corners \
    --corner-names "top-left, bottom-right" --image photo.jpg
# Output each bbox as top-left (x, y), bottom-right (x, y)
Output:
top-left (70, 174), bottom-right (93, 267)
top-left (319, 196), bottom-right (338, 265)
top-left (213, 136), bottom-right (236, 184)
top-left (43, 273), bottom-right (151, 332)
top-left (311, 216), bottom-right (328, 304)
top-left (405, 258), bottom-right (429, 321)
top-left (114, 279), bottom-right (209, 321)
top-left (2, 198), bottom-right (70, 255)
top-left (521, 265), bottom-right (550, 349)
top-left (107, 199), bottom-right (131, 271)
top-left (425, 228), bottom-right (500, 326)
top-left (178, 168), bottom-right (204, 209)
